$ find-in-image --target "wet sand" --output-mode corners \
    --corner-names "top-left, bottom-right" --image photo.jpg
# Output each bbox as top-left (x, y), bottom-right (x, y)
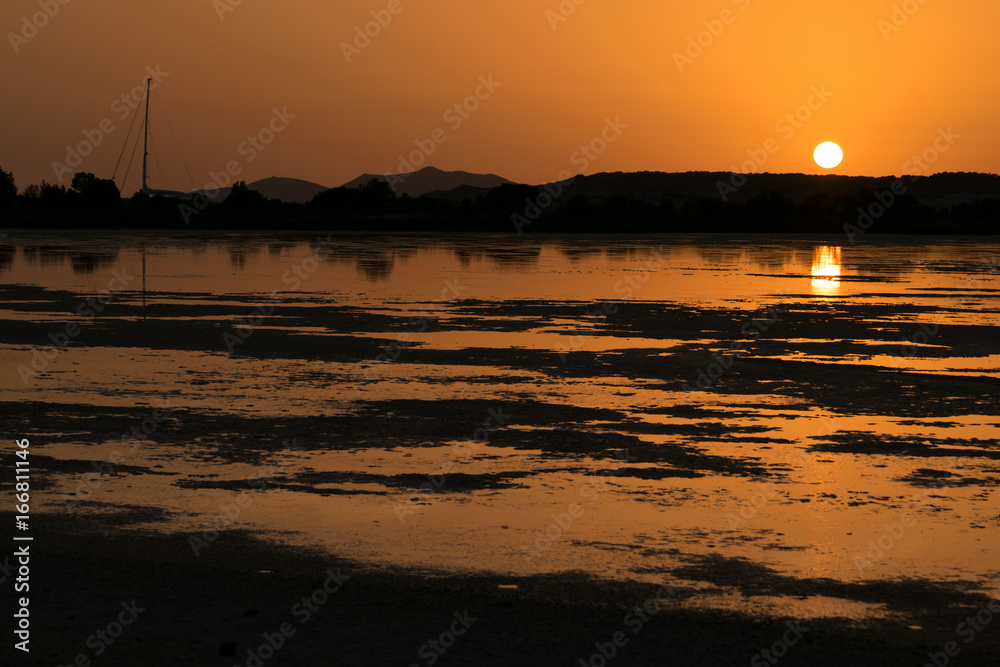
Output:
top-left (2, 234), bottom-right (999, 664)
top-left (7, 510), bottom-right (1000, 667)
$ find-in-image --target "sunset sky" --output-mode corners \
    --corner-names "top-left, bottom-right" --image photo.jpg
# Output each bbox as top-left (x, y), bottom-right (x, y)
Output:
top-left (2, 0), bottom-right (998, 194)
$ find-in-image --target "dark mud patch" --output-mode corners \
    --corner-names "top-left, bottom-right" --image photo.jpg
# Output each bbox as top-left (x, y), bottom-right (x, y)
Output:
top-left (176, 469), bottom-right (537, 494)
top-left (61, 502), bottom-right (173, 525)
top-left (29, 454), bottom-right (178, 477)
top-left (3, 400), bottom-right (773, 478)
top-left (702, 358), bottom-right (1000, 417)
top-left (668, 552), bottom-right (994, 622)
top-left (897, 467), bottom-right (1000, 488)
top-left (589, 467), bottom-right (705, 480)
top-left (808, 433), bottom-right (1000, 459)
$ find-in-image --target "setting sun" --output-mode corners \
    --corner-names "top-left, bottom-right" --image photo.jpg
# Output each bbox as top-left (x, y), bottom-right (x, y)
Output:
top-left (814, 142), bottom-right (844, 169)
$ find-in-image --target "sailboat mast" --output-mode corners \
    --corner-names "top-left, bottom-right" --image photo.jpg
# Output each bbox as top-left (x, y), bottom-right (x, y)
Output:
top-left (141, 78), bottom-right (151, 194)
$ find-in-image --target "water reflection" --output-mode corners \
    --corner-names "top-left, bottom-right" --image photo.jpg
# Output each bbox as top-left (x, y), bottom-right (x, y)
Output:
top-left (0, 245), bottom-right (13, 273)
top-left (811, 246), bottom-right (842, 295)
top-left (17, 245), bottom-right (121, 274)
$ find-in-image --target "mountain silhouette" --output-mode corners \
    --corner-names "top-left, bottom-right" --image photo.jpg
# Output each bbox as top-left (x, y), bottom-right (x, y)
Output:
top-left (341, 166), bottom-right (514, 197)
top-left (193, 176), bottom-right (328, 205)
top-left (543, 170), bottom-right (1000, 204)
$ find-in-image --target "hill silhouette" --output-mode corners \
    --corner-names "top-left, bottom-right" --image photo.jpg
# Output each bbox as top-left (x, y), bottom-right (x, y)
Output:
top-left (532, 170), bottom-right (1000, 205)
top-left (2, 165), bottom-right (998, 234)
top-left (342, 166), bottom-right (514, 197)
top-left (191, 176), bottom-right (328, 205)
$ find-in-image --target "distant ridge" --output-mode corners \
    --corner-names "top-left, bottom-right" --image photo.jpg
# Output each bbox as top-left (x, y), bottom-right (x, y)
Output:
top-left (247, 176), bottom-right (328, 204)
top-left (193, 176), bottom-right (328, 205)
top-left (342, 166), bottom-right (515, 198)
top-left (537, 170), bottom-right (1000, 204)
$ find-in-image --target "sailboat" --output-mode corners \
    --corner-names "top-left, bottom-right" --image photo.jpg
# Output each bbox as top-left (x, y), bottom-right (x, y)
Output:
top-left (115, 78), bottom-right (189, 197)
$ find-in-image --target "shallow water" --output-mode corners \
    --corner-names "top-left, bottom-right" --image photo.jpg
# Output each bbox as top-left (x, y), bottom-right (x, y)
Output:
top-left (2, 232), bottom-right (998, 620)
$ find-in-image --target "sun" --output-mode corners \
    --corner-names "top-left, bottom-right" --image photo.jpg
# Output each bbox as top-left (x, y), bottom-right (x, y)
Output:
top-left (814, 142), bottom-right (843, 169)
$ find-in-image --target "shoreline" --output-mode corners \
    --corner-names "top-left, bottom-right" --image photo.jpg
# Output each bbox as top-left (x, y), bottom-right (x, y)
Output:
top-left (8, 511), bottom-right (1000, 666)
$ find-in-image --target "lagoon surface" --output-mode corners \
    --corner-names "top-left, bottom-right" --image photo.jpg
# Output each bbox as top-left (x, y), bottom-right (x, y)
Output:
top-left (2, 232), bottom-right (999, 623)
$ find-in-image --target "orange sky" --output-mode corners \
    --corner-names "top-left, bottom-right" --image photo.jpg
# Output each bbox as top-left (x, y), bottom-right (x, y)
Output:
top-left (2, 0), bottom-right (998, 193)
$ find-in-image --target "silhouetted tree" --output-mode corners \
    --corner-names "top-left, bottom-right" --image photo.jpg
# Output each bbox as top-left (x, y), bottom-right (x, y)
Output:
top-left (0, 167), bottom-right (15, 210)
top-left (358, 178), bottom-right (395, 213)
top-left (224, 181), bottom-right (266, 207)
top-left (39, 181), bottom-right (71, 208)
top-left (70, 172), bottom-right (120, 207)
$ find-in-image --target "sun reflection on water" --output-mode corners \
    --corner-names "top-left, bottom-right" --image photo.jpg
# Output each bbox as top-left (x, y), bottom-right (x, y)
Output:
top-left (811, 246), bottom-right (843, 295)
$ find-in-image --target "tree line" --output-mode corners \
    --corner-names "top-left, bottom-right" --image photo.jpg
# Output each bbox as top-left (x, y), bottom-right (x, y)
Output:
top-left (1, 167), bottom-right (997, 235)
